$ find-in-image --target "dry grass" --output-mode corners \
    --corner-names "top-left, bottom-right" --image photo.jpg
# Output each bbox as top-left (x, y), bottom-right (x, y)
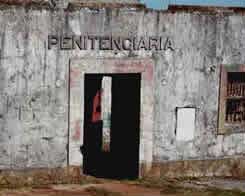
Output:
top-left (128, 177), bottom-right (245, 196)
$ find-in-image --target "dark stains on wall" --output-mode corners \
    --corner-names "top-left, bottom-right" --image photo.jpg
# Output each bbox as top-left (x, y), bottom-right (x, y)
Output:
top-left (0, 1), bottom-right (244, 171)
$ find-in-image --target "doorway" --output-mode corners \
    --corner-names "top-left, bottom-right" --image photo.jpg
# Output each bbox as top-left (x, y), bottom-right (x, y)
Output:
top-left (82, 73), bottom-right (141, 179)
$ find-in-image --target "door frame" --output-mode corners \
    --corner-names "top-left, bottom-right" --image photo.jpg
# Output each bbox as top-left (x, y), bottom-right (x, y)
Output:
top-left (68, 58), bottom-right (154, 177)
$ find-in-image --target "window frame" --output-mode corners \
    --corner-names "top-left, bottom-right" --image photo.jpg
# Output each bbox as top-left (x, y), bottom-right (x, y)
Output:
top-left (218, 64), bottom-right (245, 134)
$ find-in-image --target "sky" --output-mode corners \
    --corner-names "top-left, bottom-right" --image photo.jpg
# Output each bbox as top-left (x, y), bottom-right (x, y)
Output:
top-left (140, 0), bottom-right (245, 9)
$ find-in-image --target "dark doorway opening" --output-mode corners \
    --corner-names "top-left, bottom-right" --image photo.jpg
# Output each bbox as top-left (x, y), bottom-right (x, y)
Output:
top-left (82, 73), bottom-right (141, 179)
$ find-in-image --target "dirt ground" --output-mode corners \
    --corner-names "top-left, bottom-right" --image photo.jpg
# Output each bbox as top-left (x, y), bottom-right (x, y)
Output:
top-left (0, 178), bottom-right (245, 196)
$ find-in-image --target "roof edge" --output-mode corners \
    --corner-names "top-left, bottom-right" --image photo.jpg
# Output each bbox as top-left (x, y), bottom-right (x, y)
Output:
top-left (0, 0), bottom-right (51, 9)
top-left (168, 5), bottom-right (245, 13)
top-left (66, 2), bottom-right (146, 11)
top-left (0, 1), bottom-right (245, 14)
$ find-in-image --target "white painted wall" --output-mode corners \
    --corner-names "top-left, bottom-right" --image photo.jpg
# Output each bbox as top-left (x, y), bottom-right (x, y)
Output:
top-left (176, 108), bottom-right (195, 141)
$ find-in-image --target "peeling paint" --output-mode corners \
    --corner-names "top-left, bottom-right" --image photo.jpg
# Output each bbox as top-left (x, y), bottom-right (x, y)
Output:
top-left (72, 120), bottom-right (80, 141)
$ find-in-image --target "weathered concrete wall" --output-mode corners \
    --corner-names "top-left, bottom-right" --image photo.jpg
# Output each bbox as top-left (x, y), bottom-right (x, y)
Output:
top-left (0, 4), bottom-right (244, 172)
top-left (0, 8), bottom-right (73, 169)
top-left (150, 158), bottom-right (245, 178)
top-left (153, 12), bottom-right (245, 162)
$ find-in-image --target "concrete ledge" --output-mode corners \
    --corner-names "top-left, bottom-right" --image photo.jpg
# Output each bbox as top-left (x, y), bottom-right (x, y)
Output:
top-left (0, 166), bottom-right (84, 188)
top-left (148, 158), bottom-right (245, 179)
top-left (0, 159), bottom-right (245, 187)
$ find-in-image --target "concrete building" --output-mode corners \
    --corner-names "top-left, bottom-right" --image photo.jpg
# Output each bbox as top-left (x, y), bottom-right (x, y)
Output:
top-left (0, 0), bottom-right (244, 182)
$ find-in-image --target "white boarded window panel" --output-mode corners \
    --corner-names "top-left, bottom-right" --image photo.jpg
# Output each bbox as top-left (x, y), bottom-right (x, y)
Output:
top-left (176, 108), bottom-right (195, 141)
top-left (101, 76), bottom-right (112, 152)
